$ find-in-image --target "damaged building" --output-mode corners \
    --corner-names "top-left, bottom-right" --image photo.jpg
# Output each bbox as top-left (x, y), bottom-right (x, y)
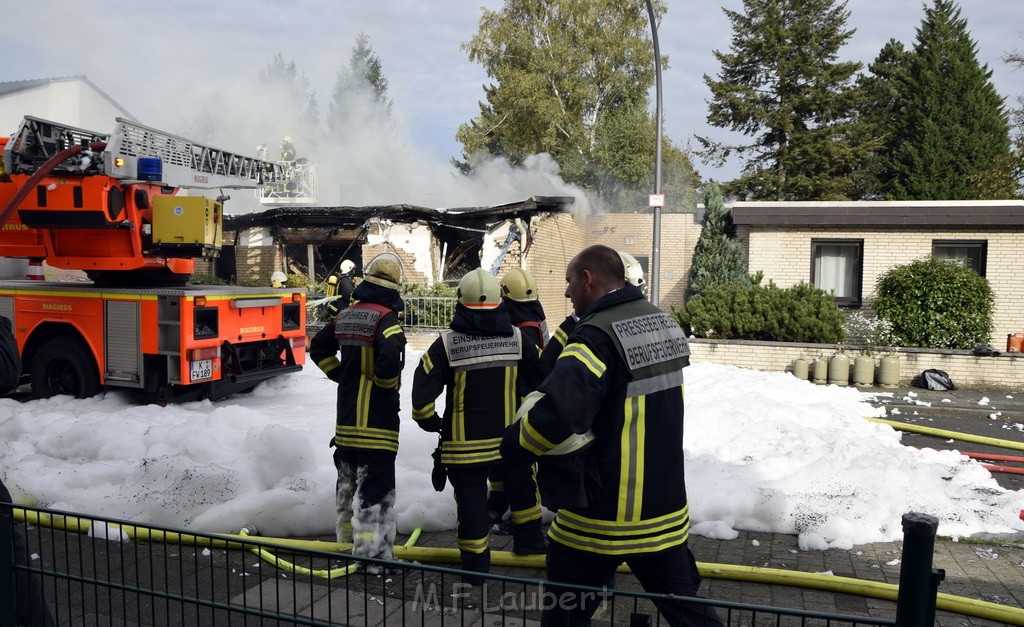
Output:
top-left (217, 197), bottom-right (599, 322)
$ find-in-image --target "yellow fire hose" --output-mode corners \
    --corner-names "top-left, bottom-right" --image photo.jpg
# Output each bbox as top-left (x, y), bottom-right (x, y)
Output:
top-left (13, 508), bottom-right (1023, 626)
top-left (867, 416), bottom-right (1024, 452)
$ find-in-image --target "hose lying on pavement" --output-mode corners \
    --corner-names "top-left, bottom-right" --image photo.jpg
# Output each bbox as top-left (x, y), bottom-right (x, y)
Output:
top-left (13, 508), bottom-right (1024, 626)
top-left (867, 417), bottom-right (1024, 452)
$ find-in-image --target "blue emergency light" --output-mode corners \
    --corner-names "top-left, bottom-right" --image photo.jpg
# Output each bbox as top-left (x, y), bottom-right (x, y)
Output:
top-left (137, 157), bottom-right (163, 182)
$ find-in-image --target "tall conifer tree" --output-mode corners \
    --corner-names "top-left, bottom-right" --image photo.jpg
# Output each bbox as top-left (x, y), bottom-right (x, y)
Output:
top-left (883, 0), bottom-right (1012, 199)
top-left (685, 182), bottom-right (748, 301)
top-left (702, 0), bottom-right (868, 201)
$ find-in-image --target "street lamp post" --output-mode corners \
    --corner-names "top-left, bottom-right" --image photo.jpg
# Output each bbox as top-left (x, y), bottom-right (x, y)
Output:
top-left (644, 0), bottom-right (663, 306)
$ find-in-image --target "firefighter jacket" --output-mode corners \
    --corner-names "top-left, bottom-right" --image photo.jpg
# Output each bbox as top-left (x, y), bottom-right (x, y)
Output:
top-left (412, 304), bottom-right (544, 467)
top-left (504, 299), bottom-right (548, 353)
top-left (501, 286), bottom-right (692, 556)
top-left (310, 282), bottom-right (406, 454)
top-left (539, 314), bottom-right (577, 376)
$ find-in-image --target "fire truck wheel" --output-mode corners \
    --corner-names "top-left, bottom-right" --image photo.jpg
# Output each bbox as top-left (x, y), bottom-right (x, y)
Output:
top-left (31, 337), bottom-right (101, 399)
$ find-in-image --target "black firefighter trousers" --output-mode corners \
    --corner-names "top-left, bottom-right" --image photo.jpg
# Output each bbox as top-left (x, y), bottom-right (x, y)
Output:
top-left (542, 540), bottom-right (724, 627)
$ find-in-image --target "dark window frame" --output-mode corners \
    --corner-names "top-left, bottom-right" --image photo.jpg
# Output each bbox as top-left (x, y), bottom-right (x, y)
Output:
top-left (931, 239), bottom-right (987, 277)
top-left (810, 238), bottom-right (864, 308)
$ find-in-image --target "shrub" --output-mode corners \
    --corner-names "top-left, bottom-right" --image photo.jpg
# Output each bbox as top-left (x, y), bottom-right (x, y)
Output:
top-left (188, 272), bottom-right (226, 286)
top-left (674, 279), bottom-right (845, 344)
top-left (873, 257), bottom-right (993, 349)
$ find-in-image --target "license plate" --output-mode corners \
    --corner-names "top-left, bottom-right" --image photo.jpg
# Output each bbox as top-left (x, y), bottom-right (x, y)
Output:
top-left (190, 359), bottom-right (213, 382)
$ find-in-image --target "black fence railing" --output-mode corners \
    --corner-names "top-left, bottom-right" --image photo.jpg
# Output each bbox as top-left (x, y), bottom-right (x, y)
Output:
top-left (1, 504), bottom-right (942, 626)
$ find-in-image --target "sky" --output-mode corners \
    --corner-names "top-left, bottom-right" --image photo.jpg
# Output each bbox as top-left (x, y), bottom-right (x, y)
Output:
top-left (4, 1), bottom-right (1023, 208)
top-left (1, 358), bottom-right (1022, 552)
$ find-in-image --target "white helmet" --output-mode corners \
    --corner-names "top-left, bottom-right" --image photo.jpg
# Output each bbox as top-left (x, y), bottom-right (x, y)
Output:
top-left (339, 259), bottom-right (356, 274)
top-left (619, 251), bottom-right (645, 287)
top-left (270, 271), bottom-right (287, 288)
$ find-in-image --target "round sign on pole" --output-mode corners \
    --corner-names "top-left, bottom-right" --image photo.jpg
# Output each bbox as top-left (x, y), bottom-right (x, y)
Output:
top-left (648, 193), bottom-right (665, 208)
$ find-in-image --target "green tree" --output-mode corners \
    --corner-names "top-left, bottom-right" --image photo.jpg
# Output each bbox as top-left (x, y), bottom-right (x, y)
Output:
top-left (684, 182), bottom-right (748, 300)
top-left (851, 39), bottom-right (911, 199)
top-left (701, 0), bottom-right (870, 201)
top-left (457, 0), bottom-right (699, 211)
top-left (883, 0), bottom-right (1013, 199)
top-left (327, 32), bottom-right (393, 136)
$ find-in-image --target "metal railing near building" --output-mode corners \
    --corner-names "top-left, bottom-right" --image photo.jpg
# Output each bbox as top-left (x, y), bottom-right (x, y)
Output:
top-left (400, 296), bottom-right (457, 332)
top-left (1, 504), bottom-right (945, 627)
top-left (305, 296), bottom-right (456, 342)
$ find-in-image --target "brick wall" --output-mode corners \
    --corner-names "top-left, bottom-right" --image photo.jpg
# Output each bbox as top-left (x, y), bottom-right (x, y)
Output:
top-left (588, 213), bottom-right (701, 310)
top-left (740, 226), bottom-right (1024, 345)
top-left (363, 221), bottom-right (437, 286)
top-left (688, 338), bottom-right (1024, 389)
top-left (234, 245), bottom-right (282, 284)
top-left (524, 212), bottom-right (588, 322)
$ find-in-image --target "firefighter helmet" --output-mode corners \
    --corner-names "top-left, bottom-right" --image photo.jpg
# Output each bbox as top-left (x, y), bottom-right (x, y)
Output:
top-left (500, 267), bottom-right (539, 302)
top-left (619, 251), bottom-right (645, 287)
top-left (457, 268), bottom-right (502, 310)
top-left (270, 271), bottom-right (287, 288)
top-left (363, 254), bottom-right (403, 290)
top-left (282, 136), bottom-right (293, 143)
top-left (339, 259), bottom-right (356, 274)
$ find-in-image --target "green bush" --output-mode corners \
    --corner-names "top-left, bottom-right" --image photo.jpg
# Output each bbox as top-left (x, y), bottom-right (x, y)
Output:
top-left (873, 257), bottom-right (993, 349)
top-left (674, 279), bottom-right (845, 343)
top-left (401, 282), bottom-right (457, 328)
top-left (188, 272), bottom-right (226, 286)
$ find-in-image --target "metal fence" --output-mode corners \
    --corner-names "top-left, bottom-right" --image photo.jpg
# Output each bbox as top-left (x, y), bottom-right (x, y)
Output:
top-left (1, 504), bottom-right (942, 627)
top-left (306, 296), bottom-right (456, 337)
top-left (401, 296), bottom-right (457, 331)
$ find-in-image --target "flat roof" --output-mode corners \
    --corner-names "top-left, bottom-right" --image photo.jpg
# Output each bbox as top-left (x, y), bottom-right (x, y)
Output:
top-left (730, 200), bottom-right (1024, 227)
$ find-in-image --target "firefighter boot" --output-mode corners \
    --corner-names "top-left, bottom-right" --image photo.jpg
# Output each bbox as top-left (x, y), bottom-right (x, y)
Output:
top-left (511, 518), bottom-right (547, 556)
top-left (458, 547), bottom-right (491, 587)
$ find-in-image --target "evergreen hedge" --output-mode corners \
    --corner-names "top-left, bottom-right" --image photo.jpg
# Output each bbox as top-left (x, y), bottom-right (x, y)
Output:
top-left (873, 257), bottom-right (993, 349)
top-left (674, 278), bottom-right (845, 344)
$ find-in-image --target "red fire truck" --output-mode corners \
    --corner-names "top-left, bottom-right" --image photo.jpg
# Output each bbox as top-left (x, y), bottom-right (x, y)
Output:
top-left (0, 116), bottom-right (306, 402)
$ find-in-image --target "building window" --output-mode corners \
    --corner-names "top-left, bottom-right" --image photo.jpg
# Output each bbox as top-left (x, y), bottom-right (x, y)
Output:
top-left (932, 240), bottom-right (986, 276)
top-left (811, 239), bottom-right (863, 307)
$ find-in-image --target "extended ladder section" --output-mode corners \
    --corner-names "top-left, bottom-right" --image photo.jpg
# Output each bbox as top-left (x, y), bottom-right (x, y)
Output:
top-left (3, 116), bottom-right (289, 190)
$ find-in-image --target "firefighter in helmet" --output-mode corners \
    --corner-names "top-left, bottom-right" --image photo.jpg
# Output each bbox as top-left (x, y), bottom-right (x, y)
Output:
top-left (280, 136), bottom-right (296, 162)
top-left (486, 267), bottom-right (548, 527)
top-left (270, 271), bottom-right (288, 289)
top-left (501, 245), bottom-right (722, 626)
top-left (324, 259), bottom-right (357, 316)
top-left (310, 254), bottom-right (406, 570)
top-left (411, 268), bottom-right (546, 585)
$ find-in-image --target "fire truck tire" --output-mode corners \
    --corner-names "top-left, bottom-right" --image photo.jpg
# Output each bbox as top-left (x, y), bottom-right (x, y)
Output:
top-left (31, 337), bottom-right (101, 399)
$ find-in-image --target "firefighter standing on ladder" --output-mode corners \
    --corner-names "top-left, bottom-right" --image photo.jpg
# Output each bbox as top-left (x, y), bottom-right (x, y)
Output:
top-left (310, 256), bottom-right (406, 570)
